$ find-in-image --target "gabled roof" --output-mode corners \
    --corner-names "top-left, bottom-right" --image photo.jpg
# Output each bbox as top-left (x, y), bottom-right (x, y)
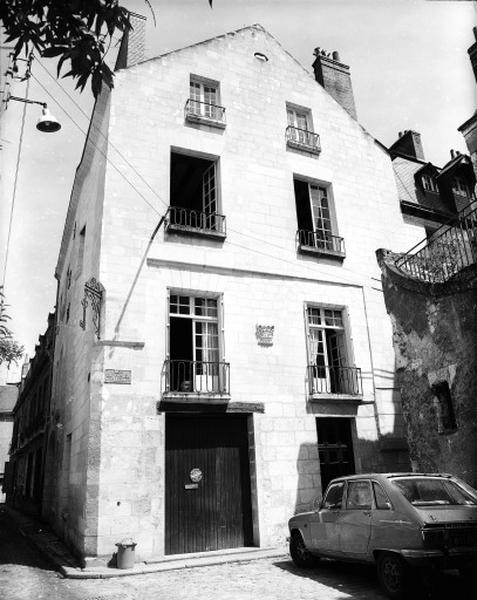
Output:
top-left (119, 24), bottom-right (312, 82)
top-left (414, 162), bottom-right (440, 178)
top-left (438, 153), bottom-right (471, 179)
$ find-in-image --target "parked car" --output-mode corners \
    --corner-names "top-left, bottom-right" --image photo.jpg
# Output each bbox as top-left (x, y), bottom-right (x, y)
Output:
top-left (288, 473), bottom-right (477, 598)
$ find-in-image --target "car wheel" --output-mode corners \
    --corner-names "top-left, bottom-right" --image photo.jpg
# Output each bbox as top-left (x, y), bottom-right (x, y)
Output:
top-left (377, 553), bottom-right (408, 599)
top-left (289, 532), bottom-right (318, 568)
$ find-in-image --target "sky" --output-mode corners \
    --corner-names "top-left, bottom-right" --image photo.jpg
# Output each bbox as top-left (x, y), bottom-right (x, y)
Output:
top-left (0, 0), bottom-right (475, 381)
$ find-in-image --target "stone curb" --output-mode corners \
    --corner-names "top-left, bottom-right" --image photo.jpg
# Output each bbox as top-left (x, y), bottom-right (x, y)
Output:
top-left (62, 548), bottom-right (289, 579)
top-left (6, 506), bottom-right (289, 580)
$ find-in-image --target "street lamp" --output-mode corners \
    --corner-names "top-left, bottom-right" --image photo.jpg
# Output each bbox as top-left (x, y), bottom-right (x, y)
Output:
top-left (5, 94), bottom-right (61, 133)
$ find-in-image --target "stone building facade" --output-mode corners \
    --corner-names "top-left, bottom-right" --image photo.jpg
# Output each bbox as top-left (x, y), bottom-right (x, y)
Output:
top-left (378, 249), bottom-right (477, 488)
top-left (7, 313), bottom-right (54, 515)
top-left (44, 23), bottom-right (428, 562)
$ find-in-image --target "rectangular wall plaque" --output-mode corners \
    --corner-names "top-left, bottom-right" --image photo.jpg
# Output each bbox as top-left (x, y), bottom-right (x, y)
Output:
top-left (104, 369), bottom-right (132, 384)
top-left (184, 483), bottom-right (199, 490)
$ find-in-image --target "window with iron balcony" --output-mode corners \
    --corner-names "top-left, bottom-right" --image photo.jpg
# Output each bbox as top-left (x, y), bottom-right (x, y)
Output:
top-left (185, 76), bottom-right (226, 129)
top-left (305, 305), bottom-right (362, 399)
top-left (286, 104), bottom-right (321, 155)
top-left (294, 178), bottom-right (345, 260)
top-left (162, 293), bottom-right (230, 399)
top-left (166, 150), bottom-right (226, 240)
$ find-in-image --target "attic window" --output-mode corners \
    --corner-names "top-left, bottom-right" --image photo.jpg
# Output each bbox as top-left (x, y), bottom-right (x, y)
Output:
top-left (254, 52), bottom-right (268, 62)
top-left (422, 174), bottom-right (438, 193)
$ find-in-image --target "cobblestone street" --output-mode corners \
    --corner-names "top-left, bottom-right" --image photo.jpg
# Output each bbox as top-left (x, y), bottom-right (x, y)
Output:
top-left (1, 509), bottom-right (476, 600)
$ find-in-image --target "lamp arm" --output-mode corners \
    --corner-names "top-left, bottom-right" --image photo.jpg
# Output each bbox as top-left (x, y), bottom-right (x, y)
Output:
top-left (6, 94), bottom-right (47, 108)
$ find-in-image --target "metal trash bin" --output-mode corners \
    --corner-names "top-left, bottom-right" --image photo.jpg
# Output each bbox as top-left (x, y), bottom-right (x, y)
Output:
top-left (115, 538), bottom-right (137, 569)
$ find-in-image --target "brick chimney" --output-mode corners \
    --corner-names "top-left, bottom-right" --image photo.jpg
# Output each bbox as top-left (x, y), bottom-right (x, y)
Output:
top-left (468, 26), bottom-right (477, 84)
top-left (389, 130), bottom-right (425, 161)
top-left (115, 12), bottom-right (147, 70)
top-left (312, 48), bottom-right (357, 119)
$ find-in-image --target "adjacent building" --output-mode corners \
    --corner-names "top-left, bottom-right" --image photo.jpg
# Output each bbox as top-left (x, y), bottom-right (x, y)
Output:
top-left (7, 313), bottom-right (54, 515)
top-left (377, 29), bottom-right (477, 490)
top-left (38, 22), bottom-right (430, 562)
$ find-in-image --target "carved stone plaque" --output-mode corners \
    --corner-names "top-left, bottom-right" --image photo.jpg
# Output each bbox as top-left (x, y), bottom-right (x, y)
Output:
top-left (104, 369), bottom-right (132, 384)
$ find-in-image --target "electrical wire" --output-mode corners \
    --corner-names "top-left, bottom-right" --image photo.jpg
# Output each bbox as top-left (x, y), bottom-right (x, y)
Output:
top-left (36, 59), bottom-right (168, 212)
top-left (2, 76), bottom-right (30, 289)
top-left (31, 63), bottom-right (389, 290)
top-left (31, 73), bottom-right (165, 218)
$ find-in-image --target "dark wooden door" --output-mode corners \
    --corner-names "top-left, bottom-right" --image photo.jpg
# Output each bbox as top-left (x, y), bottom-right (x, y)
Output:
top-left (165, 414), bottom-right (253, 555)
top-left (316, 418), bottom-right (355, 491)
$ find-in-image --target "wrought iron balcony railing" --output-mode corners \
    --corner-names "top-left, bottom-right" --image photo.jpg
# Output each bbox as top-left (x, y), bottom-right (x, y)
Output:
top-left (395, 201), bottom-right (477, 283)
top-left (297, 229), bottom-right (345, 257)
top-left (185, 99), bottom-right (226, 127)
top-left (163, 360), bottom-right (230, 395)
top-left (286, 126), bottom-right (321, 154)
top-left (307, 365), bottom-right (362, 396)
top-left (165, 206), bottom-right (226, 238)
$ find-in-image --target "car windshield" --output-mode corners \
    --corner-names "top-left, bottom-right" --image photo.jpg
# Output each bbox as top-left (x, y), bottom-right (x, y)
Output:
top-left (390, 477), bottom-right (477, 507)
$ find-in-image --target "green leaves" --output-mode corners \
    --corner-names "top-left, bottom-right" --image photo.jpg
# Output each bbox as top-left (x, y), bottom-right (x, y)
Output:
top-left (0, 287), bottom-right (23, 366)
top-left (0, 0), bottom-right (132, 97)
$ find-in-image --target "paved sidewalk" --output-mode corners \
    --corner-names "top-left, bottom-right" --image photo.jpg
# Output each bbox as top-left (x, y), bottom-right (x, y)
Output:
top-left (5, 506), bottom-right (287, 579)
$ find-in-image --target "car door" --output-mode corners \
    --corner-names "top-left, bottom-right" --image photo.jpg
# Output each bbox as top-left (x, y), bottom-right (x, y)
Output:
top-left (339, 479), bottom-right (373, 559)
top-left (310, 480), bottom-right (345, 556)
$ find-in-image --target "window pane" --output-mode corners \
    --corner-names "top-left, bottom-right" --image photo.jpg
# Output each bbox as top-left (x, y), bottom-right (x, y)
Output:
top-left (346, 481), bottom-right (372, 509)
top-left (308, 308), bottom-right (321, 326)
top-left (323, 482), bottom-right (344, 509)
top-left (373, 482), bottom-right (391, 509)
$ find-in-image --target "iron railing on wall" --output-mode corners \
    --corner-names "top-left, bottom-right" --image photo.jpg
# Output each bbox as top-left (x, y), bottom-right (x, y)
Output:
top-left (307, 365), bottom-right (362, 396)
top-left (297, 229), bottom-right (345, 255)
top-left (184, 99), bottom-right (226, 125)
top-left (286, 126), bottom-right (321, 153)
top-left (395, 201), bottom-right (477, 283)
top-left (165, 206), bottom-right (226, 236)
top-left (163, 360), bottom-right (230, 394)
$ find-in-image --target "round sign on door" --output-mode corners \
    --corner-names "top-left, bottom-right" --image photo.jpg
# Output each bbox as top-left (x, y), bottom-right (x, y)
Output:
top-left (190, 468), bottom-right (203, 483)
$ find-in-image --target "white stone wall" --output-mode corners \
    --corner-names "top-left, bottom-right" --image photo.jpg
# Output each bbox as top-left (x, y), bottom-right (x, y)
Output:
top-left (55, 26), bottom-right (428, 559)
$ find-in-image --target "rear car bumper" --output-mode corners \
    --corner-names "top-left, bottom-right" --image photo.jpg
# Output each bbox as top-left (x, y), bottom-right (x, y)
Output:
top-left (401, 547), bottom-right (477, 569)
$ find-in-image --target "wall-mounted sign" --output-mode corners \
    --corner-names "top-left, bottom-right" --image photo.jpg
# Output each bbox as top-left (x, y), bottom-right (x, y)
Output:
top-left (256, 325), bottom-right (275, 346)
top-left (190, 468), bottom-right (203, 483)
top-left (104, 369), bottom-right (132, 384)
top-left (185, 483), bottom-right (199, 490)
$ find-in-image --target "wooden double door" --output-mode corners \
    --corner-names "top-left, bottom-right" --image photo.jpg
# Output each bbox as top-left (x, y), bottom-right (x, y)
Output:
top-left (165, 414), bottom-right (253, 555)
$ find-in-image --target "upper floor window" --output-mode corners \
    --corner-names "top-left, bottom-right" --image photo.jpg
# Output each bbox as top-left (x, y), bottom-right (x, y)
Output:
top-left (166, 150), bottom-right (226, 240)
top-left (452, 176), bottom-right (473, 198)
top-left (305, 305), bottom-right (362, 397)
top-left (294, 179), bottom-right (345, 259)
top-left (164, 293), bottom-right (229, 396)
top-left (286, 104), bottom-right (321, 154)
top-left (185, 76), bottom-right (226, 128)
top-left (421, 174), bottom-right (438, 193)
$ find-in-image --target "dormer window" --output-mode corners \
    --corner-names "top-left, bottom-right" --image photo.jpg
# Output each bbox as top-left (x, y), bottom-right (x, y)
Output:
top-left (421, 174), bottom-right (438, 193)
top-left (185, 76), bottom-right (226, 128)
top-left (452, 176), bottom-right (472, 197)
top-left (286, 104), bottom-right (321, 155)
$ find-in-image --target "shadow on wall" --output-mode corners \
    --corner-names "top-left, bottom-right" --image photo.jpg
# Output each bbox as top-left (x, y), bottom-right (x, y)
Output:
top-left (293, 432), bottom-right (411, 517)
